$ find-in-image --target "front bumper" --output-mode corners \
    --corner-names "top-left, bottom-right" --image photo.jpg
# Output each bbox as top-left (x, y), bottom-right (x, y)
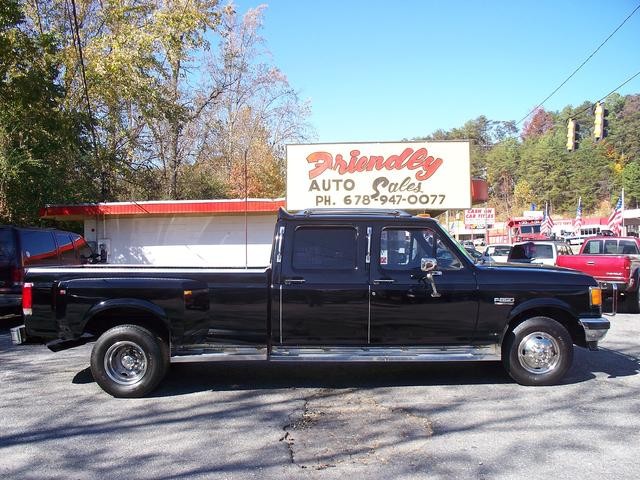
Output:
top-left (579, 317), bottom-right (610, 350)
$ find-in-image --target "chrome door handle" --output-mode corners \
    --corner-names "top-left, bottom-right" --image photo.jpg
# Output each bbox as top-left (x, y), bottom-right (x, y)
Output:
top-left (373, 279), bottom-right (395, 284)
top-left (284, 278), bottom-right (306, 285)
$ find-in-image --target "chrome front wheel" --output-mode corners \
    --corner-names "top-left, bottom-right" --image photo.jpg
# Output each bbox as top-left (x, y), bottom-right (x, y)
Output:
top-left (517, 332), bottom-right (560, 374)
top-left (504, 316), bottom-right (573, 386)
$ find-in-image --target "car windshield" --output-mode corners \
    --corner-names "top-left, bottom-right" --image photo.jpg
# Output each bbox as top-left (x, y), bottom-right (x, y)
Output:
top-left (520, 225), bottom-right (540, 234)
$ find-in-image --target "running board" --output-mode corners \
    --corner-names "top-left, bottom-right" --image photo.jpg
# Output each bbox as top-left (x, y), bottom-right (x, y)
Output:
top-left (171, 347), bottom-right (267, 363)
top-left (269, 345), bottom-right (500, 362)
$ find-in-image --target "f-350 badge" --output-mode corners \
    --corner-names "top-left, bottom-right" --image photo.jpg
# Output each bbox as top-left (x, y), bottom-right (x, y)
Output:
top-left (494, 297), bottom-right (515, 305)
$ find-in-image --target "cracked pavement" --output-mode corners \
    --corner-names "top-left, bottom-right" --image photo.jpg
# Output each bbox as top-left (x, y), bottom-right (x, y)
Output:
top-left (1, 314), bottom-right (639, 479)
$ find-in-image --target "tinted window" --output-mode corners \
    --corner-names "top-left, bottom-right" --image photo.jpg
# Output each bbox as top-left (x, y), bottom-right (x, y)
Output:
top-left (72, 235), bottom-right (94, 263)
top-left (535, 245), bottom-right (554, 259)
top-left (520, 225), bottom-right (541, 234)
top-left (584, 240), bottom-right (602, 254)
top-left (56, 232), bottom-right (76, 264)
top-left (380, 228), bottom-right (462, 271)
top-left (509, 244), bottom-right (527, 260)
top-left (292, 227), bottom-right (357, 270)
top-left (604, 240), bottom-right (620, 254)
top-left (0, 228), bottom-right (16, 262)
top-left (619, 240), bottom-right (639, 255)
top-left (21, 231), bottom-right (58, 266)
top-left (493, 246), bottom-right (511, 256)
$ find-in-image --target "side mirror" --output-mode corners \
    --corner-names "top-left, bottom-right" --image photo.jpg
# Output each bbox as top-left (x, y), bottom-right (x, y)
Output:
top-left (421, 257), bottom-right (438, 272)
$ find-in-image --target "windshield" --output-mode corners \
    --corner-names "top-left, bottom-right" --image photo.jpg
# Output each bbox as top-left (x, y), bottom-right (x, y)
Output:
top-left (440, 226), bottom-right (475, 263)
top-left (520, 225), bottom-right (541, 234)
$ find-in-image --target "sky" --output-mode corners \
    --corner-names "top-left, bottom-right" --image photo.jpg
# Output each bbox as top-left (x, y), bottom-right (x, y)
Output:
top-left (230, 0), bottom-right (640, 143)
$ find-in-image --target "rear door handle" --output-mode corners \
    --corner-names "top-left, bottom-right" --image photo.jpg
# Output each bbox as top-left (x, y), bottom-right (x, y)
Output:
top-left (586, 261), bottom-right (595, 265)
top-left (373, 279), bottom-right (395, 284)
top-left (284, 278), bottom-right (306, 285)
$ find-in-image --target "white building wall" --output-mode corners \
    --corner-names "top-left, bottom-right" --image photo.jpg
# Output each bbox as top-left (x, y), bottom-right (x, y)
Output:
top-left (84, 214), bottom-right (277, 267)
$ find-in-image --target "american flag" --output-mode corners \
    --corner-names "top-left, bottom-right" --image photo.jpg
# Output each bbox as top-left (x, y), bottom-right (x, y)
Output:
top-left (608, 196), bottom-right (623, 236)
top-left (541, 204), bottom-right (554, 237)
top-left (574, 197), bottom-right (583, 234)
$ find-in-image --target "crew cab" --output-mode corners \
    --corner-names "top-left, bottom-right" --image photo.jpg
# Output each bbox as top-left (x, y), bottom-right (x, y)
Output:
top-left (12, 209), bottom-right (610, 397)
top-left (556, 236), bottom-right (640, 312)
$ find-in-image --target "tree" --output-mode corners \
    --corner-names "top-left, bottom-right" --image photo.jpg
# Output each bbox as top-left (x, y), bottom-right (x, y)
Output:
top-left (194, 5), bottom-right (312, 199)
top-left (521, 107), bottom-right (554, 140)
top-left (0, 0), bottom-right (93, 224)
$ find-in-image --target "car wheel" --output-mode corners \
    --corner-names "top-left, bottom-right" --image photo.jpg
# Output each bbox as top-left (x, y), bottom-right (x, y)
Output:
top-left (503, 316), bottom-right (573, 386)
top-left (90, 324), bottom-right (169, 398)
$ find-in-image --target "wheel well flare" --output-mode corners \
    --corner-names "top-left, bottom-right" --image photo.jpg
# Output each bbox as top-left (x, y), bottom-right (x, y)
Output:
top-left (505, 308), bottom-right (586, 349)
top-left (84, 308), bottom-right (169, 342)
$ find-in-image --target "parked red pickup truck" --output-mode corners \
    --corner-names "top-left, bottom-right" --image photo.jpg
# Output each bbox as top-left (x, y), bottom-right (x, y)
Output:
top-left (556, 236), bottom-right (640, 312)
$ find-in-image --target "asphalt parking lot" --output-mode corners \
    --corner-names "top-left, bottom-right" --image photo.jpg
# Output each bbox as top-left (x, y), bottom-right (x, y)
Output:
top-left (1, 314), bottom-right (639, 480)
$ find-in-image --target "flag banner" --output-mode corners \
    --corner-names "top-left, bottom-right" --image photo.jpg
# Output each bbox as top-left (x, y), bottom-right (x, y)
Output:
top-left (608, 196), bottom-right (623, 236)
top-left (541, 204), bottom-right (554, 236)
top-left (574, 197), bottom-right (582, 234)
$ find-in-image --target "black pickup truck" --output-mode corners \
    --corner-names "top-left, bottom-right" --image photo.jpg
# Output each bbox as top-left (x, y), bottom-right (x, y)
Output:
top-left (12, 208), bottom-right (609, 397)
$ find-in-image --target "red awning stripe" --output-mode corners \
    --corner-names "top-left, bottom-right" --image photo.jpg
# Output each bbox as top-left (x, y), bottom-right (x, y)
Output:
top-left (40, 199), bottom-right (286, 218)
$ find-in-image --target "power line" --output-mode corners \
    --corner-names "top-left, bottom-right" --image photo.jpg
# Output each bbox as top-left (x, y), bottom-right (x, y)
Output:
top-left (571, 68), bottom-right (640, 118)
top-left (518, 2), bottom-right (640, 125)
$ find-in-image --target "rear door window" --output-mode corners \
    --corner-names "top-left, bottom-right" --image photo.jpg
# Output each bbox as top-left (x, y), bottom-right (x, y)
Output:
top-left (56, 232), bottom-right (76, 264)
top-left (584, 240), bottom-right (602, 254)
top-left (72, 234), bottom-right (94, 263)
top-left (292, 226), bottom-right (357, 271)
top-left (0, 228), bottom-right (16, 263)
top-left (618, 240), bottom-right (639, 254)
top-left (604, 240), bottom-right (621, 254)
top-left (21, 231), bottom-right (59, 266)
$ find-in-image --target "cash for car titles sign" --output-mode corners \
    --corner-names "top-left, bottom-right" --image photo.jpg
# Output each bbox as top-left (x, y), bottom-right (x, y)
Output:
top-left (464, 208), bottom-right (495, 227)
top-left (286, 141), bottom-right (471, 210)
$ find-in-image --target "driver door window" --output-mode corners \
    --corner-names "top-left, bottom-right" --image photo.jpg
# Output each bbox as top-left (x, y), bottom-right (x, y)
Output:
top-left (380, 228), bottom-right (462, 271)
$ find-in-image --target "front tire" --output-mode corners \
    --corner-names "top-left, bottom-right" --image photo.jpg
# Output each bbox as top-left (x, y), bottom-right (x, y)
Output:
top-left (503, 316), bottom-right (573, 386)
top-left (90, 324), bottom-right (168, 398)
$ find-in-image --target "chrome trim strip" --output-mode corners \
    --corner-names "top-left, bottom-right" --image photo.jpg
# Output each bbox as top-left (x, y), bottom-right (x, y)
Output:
top-left (171, 348), bottom-right (268, 363)
top-left (270, 345), bottom-right (500, 362)
top-left (367, 285), bottom-right (371, 344)
top-left (276, 226), bottom-right (285, 263)
top-left (279, 284), bottom-right (283, 344)
top-left (366, 226), bottom-right (372, 264)
top-left (26, 267), bottom-right (269, 274)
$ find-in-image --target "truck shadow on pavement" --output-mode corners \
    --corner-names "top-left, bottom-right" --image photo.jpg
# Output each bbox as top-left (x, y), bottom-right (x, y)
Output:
top-left (70, 345), bottom-right (640, 397)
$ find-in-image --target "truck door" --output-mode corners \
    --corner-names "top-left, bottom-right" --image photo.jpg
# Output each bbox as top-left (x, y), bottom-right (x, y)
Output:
top-left (369, 226), bottom-right (478, 345)
top-left (275, 224), bottom-right (369, 345)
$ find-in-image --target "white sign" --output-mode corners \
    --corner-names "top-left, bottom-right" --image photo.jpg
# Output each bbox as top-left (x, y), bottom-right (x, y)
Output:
top-left (286, 142), bottom-right (471, 210)
top-left (464, 208), bottom-right (495, 226)
top-left (523, 211), bottom-right (544, 220)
